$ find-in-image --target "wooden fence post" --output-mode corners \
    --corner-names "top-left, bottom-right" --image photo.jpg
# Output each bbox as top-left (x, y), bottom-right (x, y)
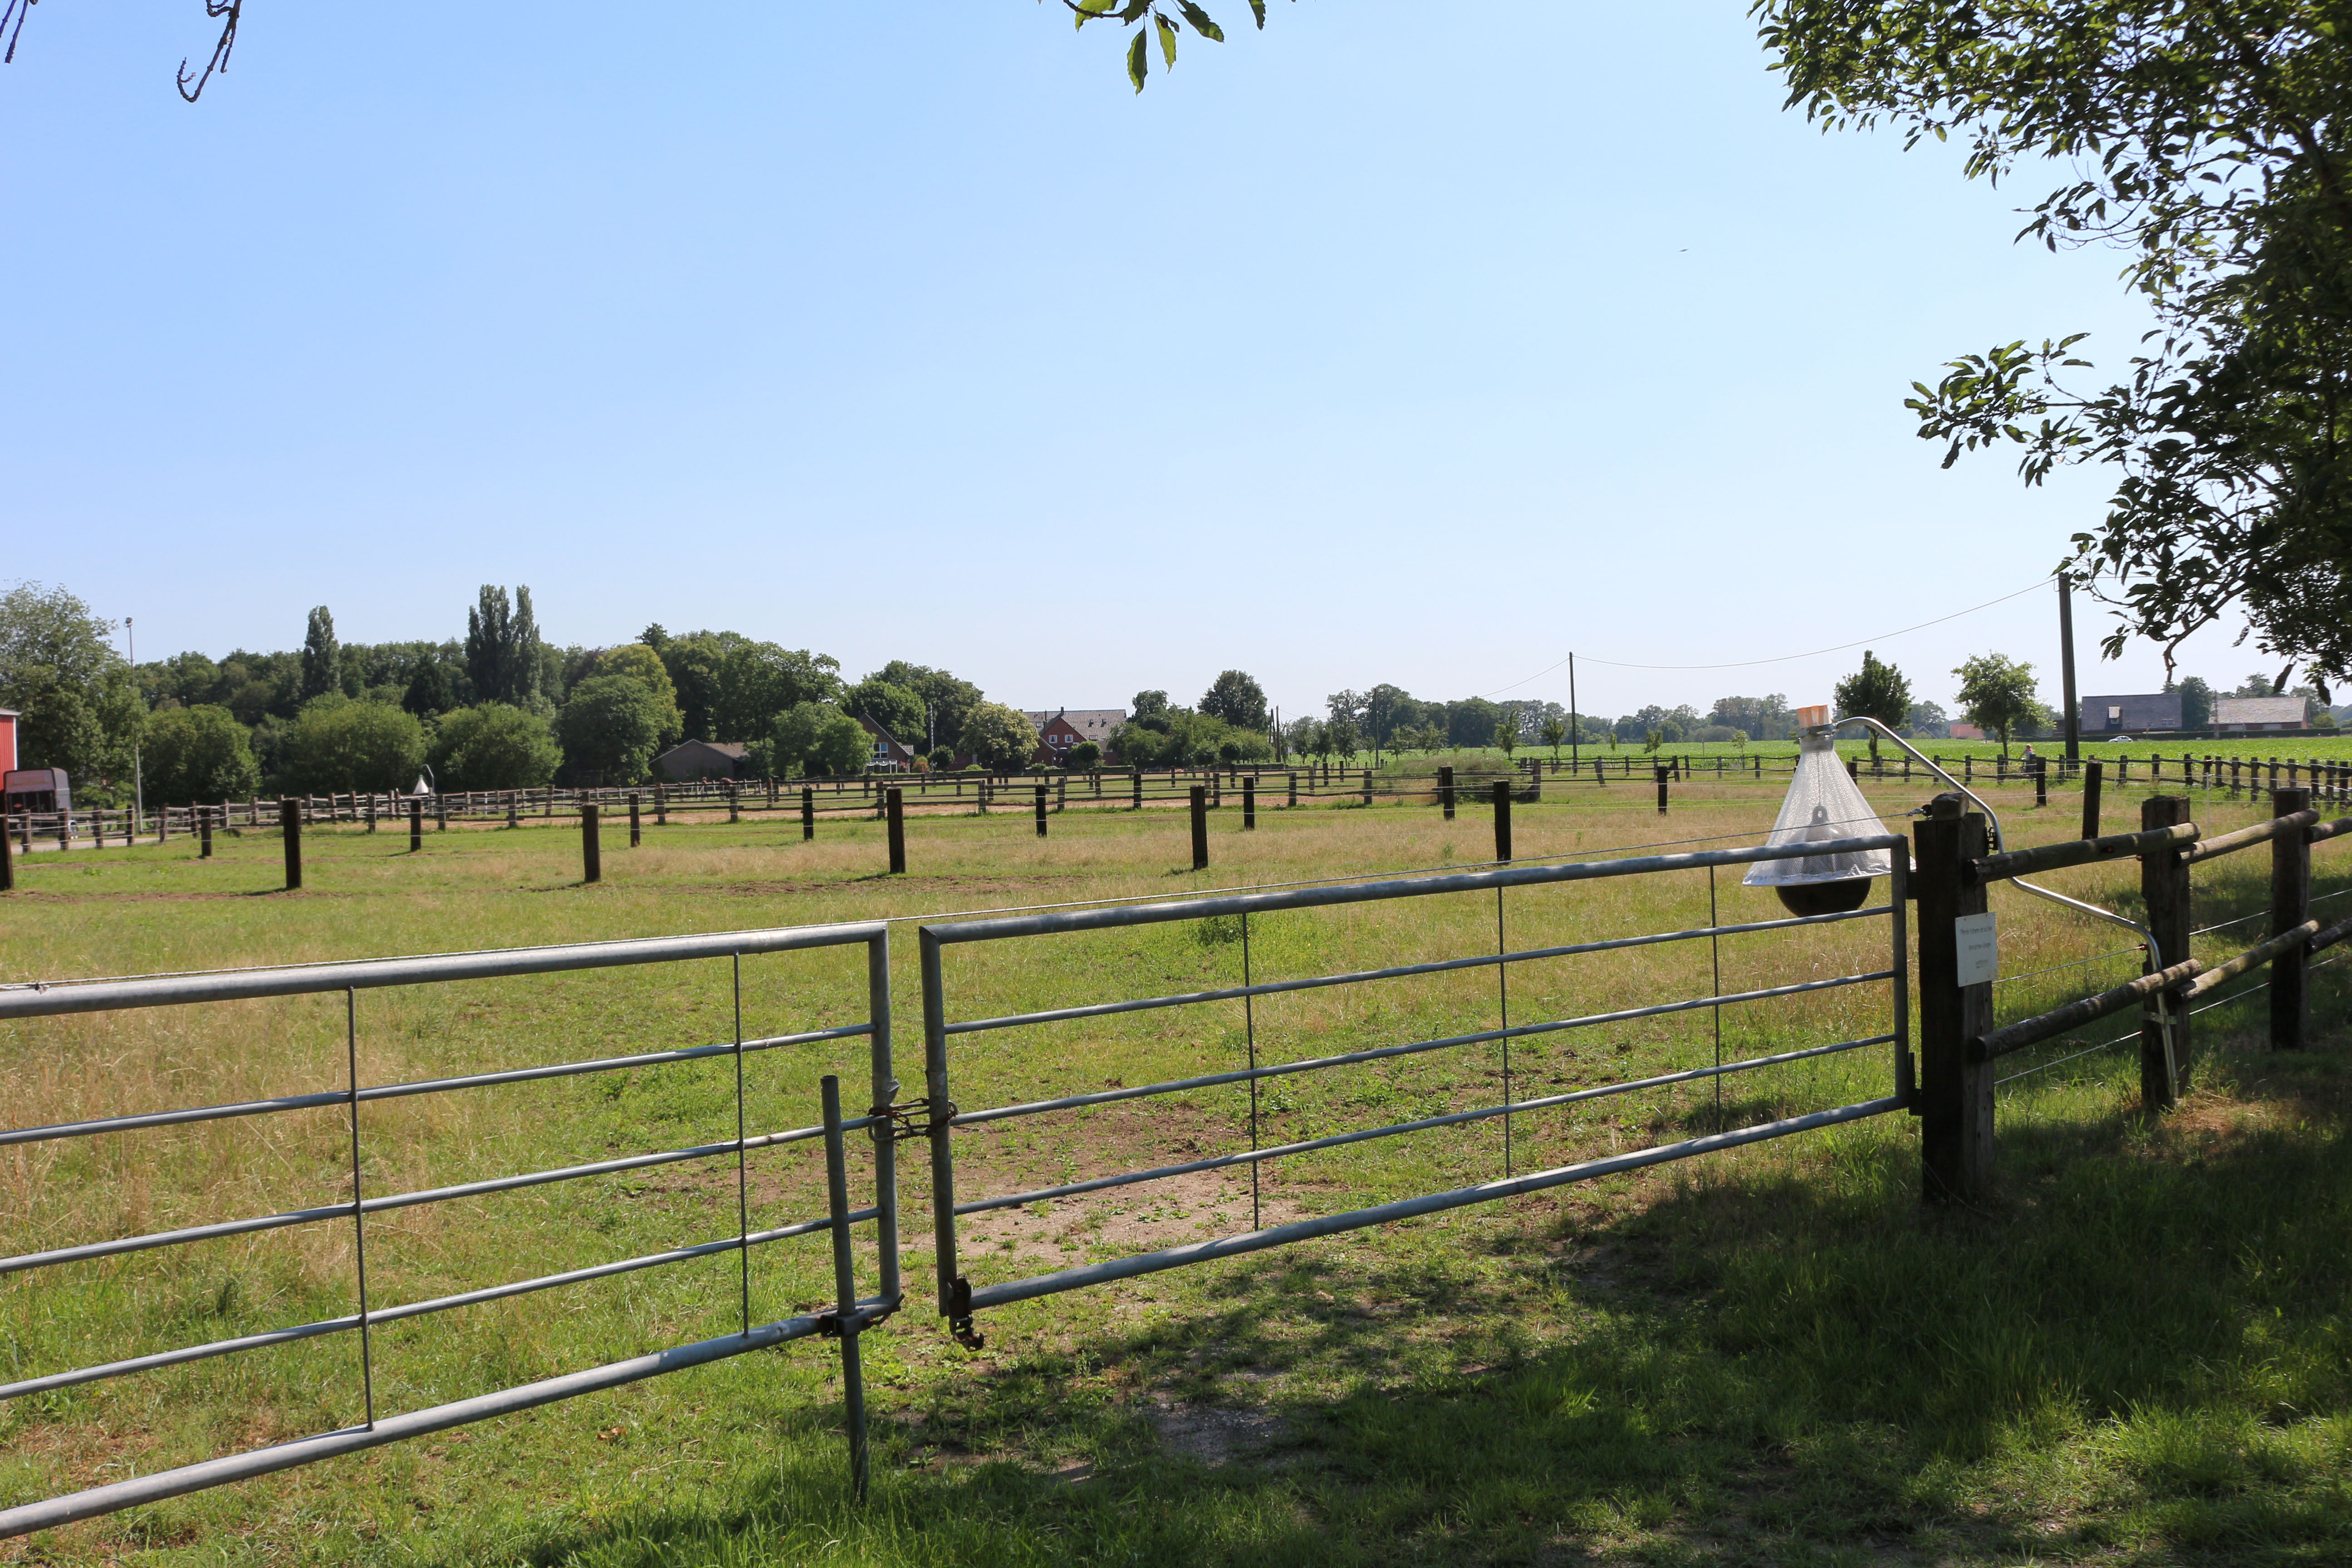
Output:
top-left (409, 798), bottom-right (422, 853)
top-left (280, 797), bottom-right (303, 891)
top-left (655, 784), bottom-right (668, 825)
top-left (1914, 794), bottom-right (1993, 1201)
top-left (1190, 786), bottom-right (1208, 871)
top-left (2141, 794), bottom-right (2194, 1106)
top-left (801, 786), bottom-right (815, 840)
top-left (199, 806), bottom-right (215, 860)
top-left (1439, 764), bottom-right (1455, 820)
top-left (629, 793), bottom-right (642, 847)
top-left (728, 782), bottom-right (740, 823)
top-left (1132, 769), bottom-right (1143, 811)
top-left (1655, 765), bottom-right (1669, 815)
top-left (2080, 760), bottom-right (2103, 841)
top-left (581, 803), bottom-right (602, 883)
top-left (1034, 784), bottom-right (1048, 838)
top-left (1243, 775), bottom-right (1256, 829)
top-left (888, 787), bottom-right (907, 872)
top-left (0, 804), bottom-right (12, 891)
top-left (436, 793), bottom-right (448, 833)
top-left (2273, 785), bottom-right (2312, 1050)
top-left (1492, 779), bottom-right (1512, 863)
top-left (1287, 770), bottom-right (1297, 808)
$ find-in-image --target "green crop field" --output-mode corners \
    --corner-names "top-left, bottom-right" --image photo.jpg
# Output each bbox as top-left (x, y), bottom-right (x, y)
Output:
top-left (5, 771), bottom-right (2351, 1566)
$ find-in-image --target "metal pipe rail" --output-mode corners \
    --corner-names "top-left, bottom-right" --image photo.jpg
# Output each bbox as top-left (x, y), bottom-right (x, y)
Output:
top-left (920, 832), bottom-right (1911, 1327)
top-left (962, 1098), bottom-right (1908, 1313)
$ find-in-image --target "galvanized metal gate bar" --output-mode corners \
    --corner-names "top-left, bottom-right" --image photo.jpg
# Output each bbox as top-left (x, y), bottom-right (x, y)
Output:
top-left (920, 834), bottom-right (1911, 1322)
top-left (0, 923), bottom-right (897, 1539)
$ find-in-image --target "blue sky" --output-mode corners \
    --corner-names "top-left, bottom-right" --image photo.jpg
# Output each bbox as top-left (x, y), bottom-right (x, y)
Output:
top-left (0, 1), bottom-right (2269, 721)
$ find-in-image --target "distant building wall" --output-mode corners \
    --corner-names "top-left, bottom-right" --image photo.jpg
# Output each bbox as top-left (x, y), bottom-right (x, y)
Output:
top-left (2078, 693), bottom-right (2182, 734)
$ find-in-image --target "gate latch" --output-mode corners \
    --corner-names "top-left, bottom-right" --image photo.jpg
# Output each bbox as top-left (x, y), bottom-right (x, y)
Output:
top-left (867, 1097), bottom-right (955, 1144)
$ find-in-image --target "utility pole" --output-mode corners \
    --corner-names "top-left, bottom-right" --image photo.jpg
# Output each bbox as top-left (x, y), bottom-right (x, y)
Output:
top-left (126, 616), bottom-right (144, 827)
top-left (2058, 573), bottom-right (2081, 763)
top-left (1568, 652), bottom-right (1579, 772)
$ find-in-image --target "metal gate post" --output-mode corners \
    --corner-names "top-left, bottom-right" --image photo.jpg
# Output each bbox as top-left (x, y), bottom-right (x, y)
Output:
top-left (819, 1078), bottom-right (871, 1502)
top-left (919, 927), bottom-right (976, 1344)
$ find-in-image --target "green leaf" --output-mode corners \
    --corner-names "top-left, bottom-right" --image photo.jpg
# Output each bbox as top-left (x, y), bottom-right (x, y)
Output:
top-left (1249, 0), bottom-right (1266, 25)
top-left (1157, 12), bottom-right (1179, 67)
top-left (1127, 26), bottom-right (1148, 90)
top-left (1070, 0), bottom-right (1117, 30)
top-left (1177, 1), bottom-right (1224, 40)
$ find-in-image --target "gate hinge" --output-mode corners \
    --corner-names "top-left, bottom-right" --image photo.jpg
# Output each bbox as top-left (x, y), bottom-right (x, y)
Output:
top-left (946, 1275), bottom-right (985, 1352)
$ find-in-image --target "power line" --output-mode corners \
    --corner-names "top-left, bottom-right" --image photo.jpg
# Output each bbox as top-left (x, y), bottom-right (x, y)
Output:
top-left (1480, 578), bottom-right (2053, 698)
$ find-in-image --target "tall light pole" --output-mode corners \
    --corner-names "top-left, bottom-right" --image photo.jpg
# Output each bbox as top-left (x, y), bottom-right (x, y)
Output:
top-left (126, 616), bottom-right (144, 826)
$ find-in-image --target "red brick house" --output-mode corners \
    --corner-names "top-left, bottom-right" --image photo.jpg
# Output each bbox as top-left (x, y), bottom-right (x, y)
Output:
top-left (1022, 708), bottom-right (1124, 765)
top-left (859, 716), bottom-right (918, 771)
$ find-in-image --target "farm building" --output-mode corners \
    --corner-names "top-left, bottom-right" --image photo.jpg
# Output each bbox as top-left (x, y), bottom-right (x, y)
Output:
top-left (0, 707), bottom-right (15, 773)
top-left (1023, 707), bottom-right (1125, 765)
top-left (2213, 696), bottom-right (2308, 732)
top-left (858, 716), bottom-right (918, 771)
top-left (2078, 692), bottom-right (2181, 734)
top-left (653, 740), bottom-right (752, 781)
top-left (1949, 722), bottom-right (1985, 740)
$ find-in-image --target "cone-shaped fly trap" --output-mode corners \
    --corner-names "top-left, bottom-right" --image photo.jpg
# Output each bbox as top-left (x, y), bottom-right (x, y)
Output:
top-left (1744, 714), bottom-right (1894, 916)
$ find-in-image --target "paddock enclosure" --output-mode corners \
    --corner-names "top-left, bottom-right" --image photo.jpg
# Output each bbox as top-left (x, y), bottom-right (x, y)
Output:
top-left (3, 760), bottom-right (2347, 1547)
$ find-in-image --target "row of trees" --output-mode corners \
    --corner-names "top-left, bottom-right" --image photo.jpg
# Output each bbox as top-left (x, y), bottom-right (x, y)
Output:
top-left (0, 581), bottom-right (1044, 804)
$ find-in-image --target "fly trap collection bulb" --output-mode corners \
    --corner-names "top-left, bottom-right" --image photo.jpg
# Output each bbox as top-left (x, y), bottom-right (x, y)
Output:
top-left (1742, 712), bottom-right (1894, 917)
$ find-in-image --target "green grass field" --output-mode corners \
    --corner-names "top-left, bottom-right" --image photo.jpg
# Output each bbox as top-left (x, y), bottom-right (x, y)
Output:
top-left (4, 769), bottom-right (2351, 1566)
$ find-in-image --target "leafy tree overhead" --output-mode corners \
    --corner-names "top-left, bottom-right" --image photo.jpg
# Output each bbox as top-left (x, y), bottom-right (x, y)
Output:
top-left (429, 703), bottom-right (563, 792)
top-left (1833, 649), bottom-right (1913, 760)
top-left (139, 705), bottom-right (260, 805)
top-left (1067, 0), bottom-right (1296, 93)
top-left (960, 702), bottom-right (1043, 773)
top-left (299, 607), bottom-right (339, 703)
top-left (554, 676), bottom-right (668, 784)
top-left (1198, 669), bottom-right (1269, 731)
top-left (1953, 652), bottom-right (2045, 760)
top-left (284, 698), bottom-right (429, 795)
top-left (1764, 0), bottom-right (2352, 695)
top-left (772, 703), bottom-right (872, 778)
top-left (0, 579), bottom-right (144, 794)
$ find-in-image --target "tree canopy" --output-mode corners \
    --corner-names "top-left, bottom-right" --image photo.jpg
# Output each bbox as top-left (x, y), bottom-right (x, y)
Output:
top-left (1764, 0), bottom-right (2352, 695)
top-left (1198, 669), bottom-right (1269, 731)
top-left (553, 676), bottom-right (668, 784)
top-left (960, 702), bottom-right (1044, 773)
top-left (0, 579), bottom-right (143, 794)
top-left (430, 702), bottom-right (563, 792)
top-left (1834, 649), bottom-right (1913, 755)
top-left (141, 705), bottom-right (260, 805)
top-left (1953, 651), bottom-right (2046, 756)
top-left (284, 697), bottom-right (429, 794)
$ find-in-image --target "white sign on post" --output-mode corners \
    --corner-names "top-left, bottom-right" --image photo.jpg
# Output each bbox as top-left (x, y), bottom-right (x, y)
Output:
top-left (1955, 911), bottom-right (1999, 987)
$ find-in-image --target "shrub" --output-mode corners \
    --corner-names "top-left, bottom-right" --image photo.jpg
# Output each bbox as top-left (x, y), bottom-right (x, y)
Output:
top-left (429, 703), bottom-right (561, 792)
top-left (959, 702), bottom-right (1041, 773)
top-left (1065, 740), bottom-right (1101, 769)
top-left (284, 697), bottom-right (430, 795)
top-left (554, 676), bottom-right (669, 784)
top-left (772, 703), bottom-right (869, 778)
top-left (140, 705), bottom-right (260, 805)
